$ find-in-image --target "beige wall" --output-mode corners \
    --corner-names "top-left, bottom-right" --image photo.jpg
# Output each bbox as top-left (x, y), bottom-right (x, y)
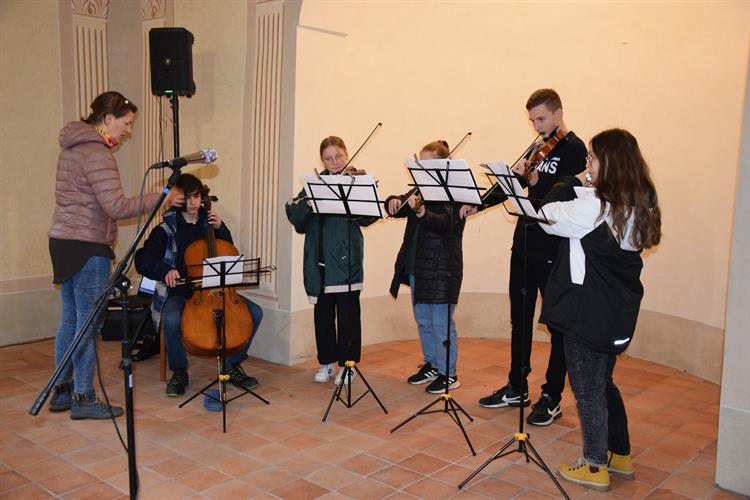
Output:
top-left (0, 0), bottom-right (63, 286)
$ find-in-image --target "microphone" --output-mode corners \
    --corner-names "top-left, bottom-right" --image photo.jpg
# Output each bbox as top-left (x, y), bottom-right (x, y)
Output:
top-left (154, 149), bottom-right (218, 169)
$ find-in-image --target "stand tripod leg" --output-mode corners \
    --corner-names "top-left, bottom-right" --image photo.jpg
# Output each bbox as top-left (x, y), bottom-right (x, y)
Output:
top-left (458, 434), bottom-right (518, 489)
top-left (525, 438), bottom-right (570, 498)
top-left (445, 399), bottom-right (476, 455)
top-left (389, 396), bottom-right (444, 433)
top-left (178, 378), bottom-right (219, 408)
top-left (353, 366), bottom-right (387, 415)
top-left (322, 369), bottom-right (348, 422)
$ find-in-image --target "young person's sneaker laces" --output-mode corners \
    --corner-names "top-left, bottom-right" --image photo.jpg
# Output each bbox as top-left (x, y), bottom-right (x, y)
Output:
top-left (314, 364), bottom-right (335, 383)
top-left (526, 393), bottom-right (562, 426)
top-left (228, 364), bottom-right (259, 390)
top-left (334, 367), bottom-right (355, 386)
top-left (478, 383), bottom-right (529, 408)
top-left (558, 458), bottom-right (610, 492)
top-left (425, 375), bottom-right (460, 394)
top-left (49, 381), bottom-right (72, 412)
top-left (407, 363), bottom-right (438, 385)
top-left (165, 369), bottom-right (189, 397)
top-left (70, 392), bottom-right (124, 420)
top-left (607, 451), bottom-right (635, 479)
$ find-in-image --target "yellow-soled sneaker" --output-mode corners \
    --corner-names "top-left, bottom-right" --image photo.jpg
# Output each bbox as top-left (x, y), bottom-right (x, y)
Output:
top-left (607, 451), bottom-right (635, 479)
top-left (558, 458), bottom-right (610, 492)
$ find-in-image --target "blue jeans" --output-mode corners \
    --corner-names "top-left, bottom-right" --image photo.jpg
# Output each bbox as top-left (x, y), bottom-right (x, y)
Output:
top-left (54, 255), bottom-right (111, 394)
top-left (409, 275), bottom-right (458, 377)
top-left (565, 335), bottom-right (630, 466)
top-left (162, 295), bottom-right (263, 371)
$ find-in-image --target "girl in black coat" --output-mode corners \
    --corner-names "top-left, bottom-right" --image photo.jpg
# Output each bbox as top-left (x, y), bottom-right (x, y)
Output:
top-left (539, 129), bottom-right (661, 491)
top-left (385, 141), bottom-right (466, 394)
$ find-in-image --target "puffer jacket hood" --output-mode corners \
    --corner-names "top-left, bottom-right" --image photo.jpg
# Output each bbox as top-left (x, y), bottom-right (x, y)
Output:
top-left (59, 120), bottom-right (107, 150)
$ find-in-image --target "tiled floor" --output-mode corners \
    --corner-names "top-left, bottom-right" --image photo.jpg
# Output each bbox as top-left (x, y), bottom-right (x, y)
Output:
top-left (0, 337), bottom-right (743, 499)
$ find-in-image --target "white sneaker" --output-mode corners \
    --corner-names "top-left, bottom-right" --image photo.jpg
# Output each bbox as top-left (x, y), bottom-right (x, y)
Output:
top-left (335, 366), bottom-right (355, 386)
top-left (314, 364), bottom-right (335, 383)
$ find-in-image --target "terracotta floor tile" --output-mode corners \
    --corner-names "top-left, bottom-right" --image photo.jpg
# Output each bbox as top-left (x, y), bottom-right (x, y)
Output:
top-left (304, 465), bottom-right (360, 491)
top-left (147, 454), bottom-right (203, 478)
top-left (271, 478), bottom-right (329, 499)
top-left (239, 465), bottom-right (297, 491)
top-left (0, 482), bottom-right (54, 499)
top-left (0, 470), bottom-right (29, 493)
top-left (403, 476), bottom-right (459, 499)
top-left (202, 478), bottom-right (261, 498)
top-left (397, 452), bottom-right (451, 475)
top-left (174, 466), bottom-right (232, 492)
top-left (60, 480), bottom-right (125, 499)
top-left (645, 488), bottom-right (692, 499)
top-left (63, 444), bottom-right (118, 467)
top-left (203, 454), bottom-right (264, 478)
top-left (339, 453), bottom-right (390, 476)
top-left (462, 475), bottom-right (525, 498)
top-left (36, 468), bottom-right (98, 495)
top-left (368, 464), bottom-right (423, 489)
top-left (337, 477), bottom-right (395, 499)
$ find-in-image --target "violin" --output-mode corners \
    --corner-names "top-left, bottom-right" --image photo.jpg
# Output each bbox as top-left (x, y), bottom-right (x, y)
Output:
top-left (342, 165), bottom-right (367, 176)
top-left (180, 188), bottom-right (253, 358)
top-left (522, 127), bottom-right (567, 180)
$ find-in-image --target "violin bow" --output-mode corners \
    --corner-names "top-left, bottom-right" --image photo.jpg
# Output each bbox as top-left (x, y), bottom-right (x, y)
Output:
top-left (341, 122), bottom-right (382, 171)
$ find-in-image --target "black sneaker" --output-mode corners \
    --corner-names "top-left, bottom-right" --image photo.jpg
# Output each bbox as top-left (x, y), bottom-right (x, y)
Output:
top-left (425, 374), bottom-right (461, 394)
top-left (49, 381), bottom-right (72, 412)
top-left (70, 392), bottom-right (123, 420)
top-left (478, 383), bottom-right (530, 408)
top-left (228, 364), bottom-right (259, 391)
top-left (527, 393), bottom-right (562, 426)
top-left (407, 362), bottom-right (438, 385)
top-left (166, 369), bottom-right (189, 397)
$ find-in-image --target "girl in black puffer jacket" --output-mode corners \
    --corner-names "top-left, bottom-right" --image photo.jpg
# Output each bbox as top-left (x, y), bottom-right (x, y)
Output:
top-left (384, 141), bottom-right (466, 394)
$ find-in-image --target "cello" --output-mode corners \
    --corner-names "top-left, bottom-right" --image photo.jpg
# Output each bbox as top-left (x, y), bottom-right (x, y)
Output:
top-left (181, 188), bottom-right (253, 358)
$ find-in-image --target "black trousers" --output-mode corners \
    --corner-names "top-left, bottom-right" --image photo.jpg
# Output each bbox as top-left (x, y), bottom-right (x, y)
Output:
top-left (314, 290), bottom-right (362, 366)
top-left (507, 251), bottom-right (566, 403)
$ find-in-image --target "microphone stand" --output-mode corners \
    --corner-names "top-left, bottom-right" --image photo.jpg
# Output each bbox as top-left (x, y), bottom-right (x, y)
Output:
top-left (30, 165), bottom-right (184, 500)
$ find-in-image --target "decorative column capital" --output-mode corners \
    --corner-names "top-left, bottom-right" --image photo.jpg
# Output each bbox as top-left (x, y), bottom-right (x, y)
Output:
top-left (140, 0), bottom-right (166, 20)
top-left (70, 0), bottom-right (110, 19)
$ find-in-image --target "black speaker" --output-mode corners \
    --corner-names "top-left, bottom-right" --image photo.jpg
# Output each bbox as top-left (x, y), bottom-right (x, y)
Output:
top-left (101, 295), bottom-right (155, 342)
top-left (149, 27), bottom-right (196, 97)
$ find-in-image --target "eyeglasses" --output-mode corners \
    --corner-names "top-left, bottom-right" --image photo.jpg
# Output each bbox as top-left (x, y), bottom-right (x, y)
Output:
top-left (586, 152), bottom-right (597, 164)
top-left (322, 153), bottom-right (346, 165)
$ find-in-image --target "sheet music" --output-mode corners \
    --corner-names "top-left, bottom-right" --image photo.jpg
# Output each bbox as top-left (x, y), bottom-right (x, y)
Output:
top-left (406, 158), bottom-right (482, 205)
top-left (300, 173), bottom-right (382, 217)
top-left (202, 255), bottom-right (244, 288)
top-left (484, 161), bottom-right (546, 220)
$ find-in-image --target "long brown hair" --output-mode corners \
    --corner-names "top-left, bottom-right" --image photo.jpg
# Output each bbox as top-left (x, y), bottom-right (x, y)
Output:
top-left (591, 129), bottom-right (661, 249)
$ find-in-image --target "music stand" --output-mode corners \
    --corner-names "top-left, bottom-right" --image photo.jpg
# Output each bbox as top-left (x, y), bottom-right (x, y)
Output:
top-left (178, 256), bottom-right (270, 433)
top-left (300, 173), bottom-right (389, 421)
top-left (458, 162), bottom-right (569, 498)
top-left (389, 158), bottom-right (482, 455)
